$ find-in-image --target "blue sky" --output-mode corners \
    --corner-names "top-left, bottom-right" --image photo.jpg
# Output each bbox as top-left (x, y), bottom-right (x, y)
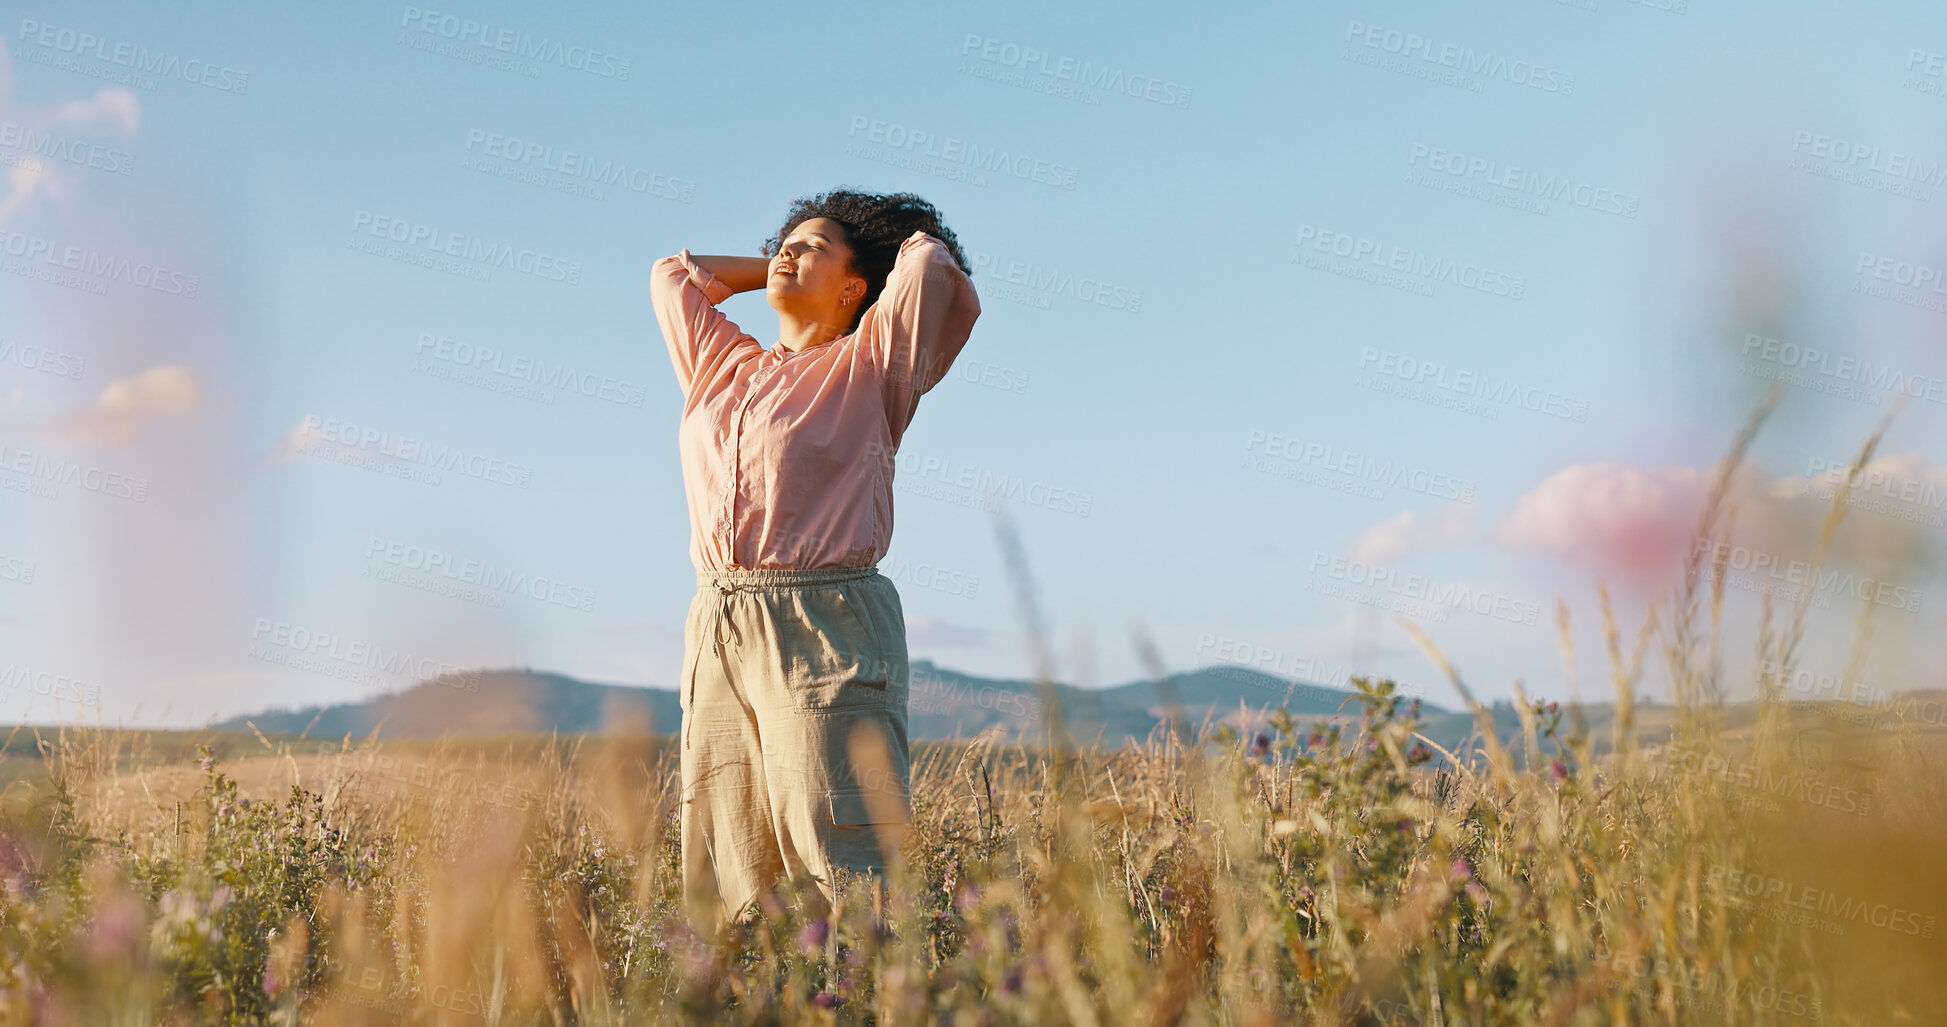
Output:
top-left (1, 0), bottom-right (1943, 727)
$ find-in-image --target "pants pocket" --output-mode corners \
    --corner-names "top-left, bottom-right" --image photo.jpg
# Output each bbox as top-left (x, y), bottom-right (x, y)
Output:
top-left (780, 584), bottom-right (890, 712)
top-left (860, 577), bottom-right (909, 703)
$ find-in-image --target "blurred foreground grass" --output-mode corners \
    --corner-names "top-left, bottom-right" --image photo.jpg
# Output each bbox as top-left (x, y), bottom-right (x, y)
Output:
top-left (3, 674), bottom-right (1940, 1025)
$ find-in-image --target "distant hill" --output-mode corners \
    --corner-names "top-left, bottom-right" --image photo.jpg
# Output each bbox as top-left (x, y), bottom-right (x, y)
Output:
top-left (214, 660), bottom-right (1449, 748)
top-left (214, 669), bottom-right (683, 741)
top-left (187, 664), bottom-right (1947, 756)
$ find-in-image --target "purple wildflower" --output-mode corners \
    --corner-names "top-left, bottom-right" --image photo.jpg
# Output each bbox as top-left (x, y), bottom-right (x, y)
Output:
top-left (799, 918), bottom-right (830, 953)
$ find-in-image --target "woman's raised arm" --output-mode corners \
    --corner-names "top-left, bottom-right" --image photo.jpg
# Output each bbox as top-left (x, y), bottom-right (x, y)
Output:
top-left (686, 254), bottom-right (771, 295)
top-left (649, 249), bottom-right (764, 401)
top-left (856, 231), bottom-right (982, 447)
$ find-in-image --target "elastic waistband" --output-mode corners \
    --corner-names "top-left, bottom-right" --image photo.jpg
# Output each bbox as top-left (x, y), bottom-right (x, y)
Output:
top-left (696, 565), bottom-right (879, 589)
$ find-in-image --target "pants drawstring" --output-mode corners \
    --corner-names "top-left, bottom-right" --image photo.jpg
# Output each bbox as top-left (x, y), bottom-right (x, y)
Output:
top-left (690, 582), bottom-right (737, 751)
top-left (712, 581), bottom-right (745, 660)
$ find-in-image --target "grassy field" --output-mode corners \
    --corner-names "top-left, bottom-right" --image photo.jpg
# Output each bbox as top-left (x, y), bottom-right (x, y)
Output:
top-left (0, 396), bottom-right (1941, 1025)
top-left (3, 674), bottom-right (1941, 1026)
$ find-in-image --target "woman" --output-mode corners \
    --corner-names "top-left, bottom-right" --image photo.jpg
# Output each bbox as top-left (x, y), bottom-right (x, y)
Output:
top-left (650, 189), bottom-right (981, 926)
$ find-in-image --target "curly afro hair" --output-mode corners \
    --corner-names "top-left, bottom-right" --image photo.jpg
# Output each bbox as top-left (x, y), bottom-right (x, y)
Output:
top-left (760, 189), bottom-right (971, 334)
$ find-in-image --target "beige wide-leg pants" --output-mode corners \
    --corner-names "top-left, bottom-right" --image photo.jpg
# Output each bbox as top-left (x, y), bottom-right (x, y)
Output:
top-left (679, 565), bottom-right (912, 926)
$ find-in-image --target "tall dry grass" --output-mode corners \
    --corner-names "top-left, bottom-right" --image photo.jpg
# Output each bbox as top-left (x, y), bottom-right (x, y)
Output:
top-left (0, 391), bottom-right (1942, 1024)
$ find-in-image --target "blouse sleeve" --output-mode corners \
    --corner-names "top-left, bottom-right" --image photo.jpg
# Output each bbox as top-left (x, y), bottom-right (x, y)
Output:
top-left (856, 231), bottom-right (982, 445)
top-left (650, 248), bottom-right (761, 402)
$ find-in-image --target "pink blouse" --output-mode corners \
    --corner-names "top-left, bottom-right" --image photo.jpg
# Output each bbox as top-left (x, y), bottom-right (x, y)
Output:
top-left (652, 230), bottom-right (982, 571)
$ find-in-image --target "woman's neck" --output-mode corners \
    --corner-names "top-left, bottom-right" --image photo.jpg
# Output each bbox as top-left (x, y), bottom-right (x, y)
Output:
top-left (775, 311), bottom-right (850, 352)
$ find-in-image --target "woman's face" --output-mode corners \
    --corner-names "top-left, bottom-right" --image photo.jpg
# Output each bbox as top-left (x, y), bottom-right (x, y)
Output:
top-left (767, 217), bottom-right (864, 329)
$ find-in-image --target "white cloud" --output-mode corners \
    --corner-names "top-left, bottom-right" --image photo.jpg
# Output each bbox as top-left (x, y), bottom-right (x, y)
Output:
top-left (0, 39), bottom-right (141, 223)
top-left (267, 417), bottom-right (323, 465)
top-left (49, 87), bottom-right (141, 135)
top-left (1345, 503), bottom-right (1474, 564)
top-left (39, 364), bottom-right (200, 447)
top-left (0, 157), bottom-right (57, 223)
top-left (1494, 462), bottom-right (1713, 581)
top-left (1494, 458), bottom-right (1942, 588)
